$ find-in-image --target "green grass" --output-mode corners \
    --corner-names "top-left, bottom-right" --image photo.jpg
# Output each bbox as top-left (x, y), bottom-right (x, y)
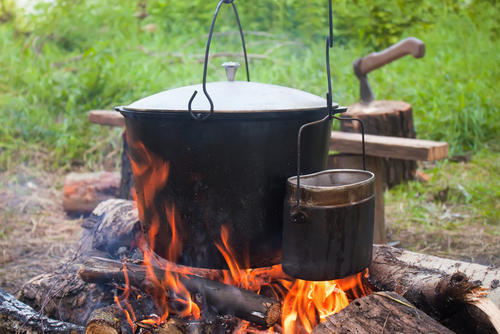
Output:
top-left (0, 0), bottom-right (498, 171)
top-left (386, 150), bottom-right (499, 235)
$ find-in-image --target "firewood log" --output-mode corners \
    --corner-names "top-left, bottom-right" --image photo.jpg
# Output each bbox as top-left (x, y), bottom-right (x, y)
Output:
top-left (0, 287), bottom-right (83, 333)
top-left (370, 245), bottom-right (500, 333)
top-left (83, 199), bottom-right (140, 256)
top-left (63, 172), bottom-right (120, 214)
top-left (17, 271), bottom-right (114, 326)
top-left (78, 257), bottom-right (281, 328)
top-left (312, 291), bottom-right (454, 334)
top-left (85, 305), bottom-right (122, 334)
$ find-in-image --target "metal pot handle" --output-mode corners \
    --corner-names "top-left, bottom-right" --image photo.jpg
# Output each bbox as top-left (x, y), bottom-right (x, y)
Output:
top-left (188, 0), bottom-right (250, 121)
top-left (292, 0), bottom-right (366, 222)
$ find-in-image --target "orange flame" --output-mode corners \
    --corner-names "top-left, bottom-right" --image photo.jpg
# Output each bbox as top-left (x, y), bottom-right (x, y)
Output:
top-left (213, 225), bottom-right (364, 333)
top-left (121, 139), bottom-right (370, 332)
top-left (121, 140), bottom-right (200, 329)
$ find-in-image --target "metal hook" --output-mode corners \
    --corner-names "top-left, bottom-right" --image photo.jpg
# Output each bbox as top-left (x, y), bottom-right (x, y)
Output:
top-left (188, 0), bottom-right (250, 121)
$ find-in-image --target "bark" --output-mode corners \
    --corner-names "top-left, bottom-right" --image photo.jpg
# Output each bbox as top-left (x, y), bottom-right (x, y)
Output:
top-left (82, 199), bottom-right (140, 257)
top-left (0, 287), bottom-right (83, 333)
top-left (63, 172), bottom-right (120, 214)
top-left (370, 245), bottom-right (500, 333)
top-left (16, 200), bottom-right (138, 325)
top-left (341, 100), bottom-right (417, 188)
top-left (17, 271), bottom-right (113, 326)
top-left (78, 257), bottom-right (281, 328)
top-left (312, 291), bottom-right (454, 334)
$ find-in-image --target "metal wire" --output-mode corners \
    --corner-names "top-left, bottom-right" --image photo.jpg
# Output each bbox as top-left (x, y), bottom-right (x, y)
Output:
top-left (188, 0), bottom-right (250, 121)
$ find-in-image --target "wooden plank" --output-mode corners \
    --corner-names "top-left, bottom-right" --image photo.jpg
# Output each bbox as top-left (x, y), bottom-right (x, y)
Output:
top-left (88, 110), bottom-right (125, 127)
top-left (330, 131), bottom-right (448, 161)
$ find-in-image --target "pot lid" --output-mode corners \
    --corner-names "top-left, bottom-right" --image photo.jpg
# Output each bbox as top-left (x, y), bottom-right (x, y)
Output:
top-left (122, 81), bottom-right (334, 113)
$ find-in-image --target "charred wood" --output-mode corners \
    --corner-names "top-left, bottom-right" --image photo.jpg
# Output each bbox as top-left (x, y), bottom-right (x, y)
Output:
top-left (312, 291), bottom-right (454, 334)
top-left (82, 199), bottom-right (140, 257)
top-left (78, 257), bottom-right (281, 328)
top-left (0, 287), bottom-right (83, 333)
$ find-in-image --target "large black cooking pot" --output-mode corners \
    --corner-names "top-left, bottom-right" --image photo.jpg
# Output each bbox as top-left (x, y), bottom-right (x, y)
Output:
top-left (116, 77), bottom-right (336, 269)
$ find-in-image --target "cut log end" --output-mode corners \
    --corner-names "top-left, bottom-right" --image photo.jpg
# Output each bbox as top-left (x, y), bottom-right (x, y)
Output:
top-left (266, 303), bottom-right (281, 327)
top-left (347, 100), bottom-right (412, 117)
top-left (85, 306), bottom-right (122, 334)
top-left (85, 323), bottom-right (120, 334)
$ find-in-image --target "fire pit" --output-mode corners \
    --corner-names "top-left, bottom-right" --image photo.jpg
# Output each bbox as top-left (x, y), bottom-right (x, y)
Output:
top-left (3, 198), bottom-right (498, 334)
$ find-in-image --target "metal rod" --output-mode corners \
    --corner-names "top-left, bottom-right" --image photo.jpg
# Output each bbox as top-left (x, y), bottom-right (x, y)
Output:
top-left (328, 0), bottom-right (333, 48)
top-left (188, 0), bottom-right (250, 121)
top-left (231, 1), bottom-right (250, 82)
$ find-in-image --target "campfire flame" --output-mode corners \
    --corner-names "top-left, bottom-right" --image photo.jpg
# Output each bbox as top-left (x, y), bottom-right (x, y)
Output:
top-left (118, 139), bottom-right (371, 333)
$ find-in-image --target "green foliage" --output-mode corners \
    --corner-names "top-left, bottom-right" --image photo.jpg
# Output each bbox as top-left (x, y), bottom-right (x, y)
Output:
top-left (0, 0), bottom-right (498, 171)
top-left (386, 150), bottom-right (499, 232)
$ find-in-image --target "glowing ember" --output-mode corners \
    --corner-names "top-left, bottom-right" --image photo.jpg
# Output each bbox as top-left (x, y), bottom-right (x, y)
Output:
top-left (118, 139), bottom-right (371, 333)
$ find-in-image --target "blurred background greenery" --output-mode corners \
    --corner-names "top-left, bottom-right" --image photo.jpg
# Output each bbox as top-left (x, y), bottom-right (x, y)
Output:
top-left (0, 0), bottom-right (498, 169)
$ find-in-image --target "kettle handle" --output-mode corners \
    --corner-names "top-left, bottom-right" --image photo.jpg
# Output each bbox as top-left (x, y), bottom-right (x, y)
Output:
top-left (294, 114), bottom-right (366, 215)
top-left (188, 0), bottom-right (250, 121)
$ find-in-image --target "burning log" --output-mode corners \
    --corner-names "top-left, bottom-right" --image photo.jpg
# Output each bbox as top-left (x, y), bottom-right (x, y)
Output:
top-left (0, 287), bottom-right (83, 333)
top-left (312, 291), bottom-right (454, 334)
top-left (370, 245), bottom-right (500, 333)
top-left (63, 171), bottom-right (121, 214)
top-left (78, 257), bottom-right (281, 328)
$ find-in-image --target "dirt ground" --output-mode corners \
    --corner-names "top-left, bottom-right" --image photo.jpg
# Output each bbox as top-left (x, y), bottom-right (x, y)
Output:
top-left (0, 167), bottom-right (82, 295)
top-left (0, 166), bottom-right (498, 296)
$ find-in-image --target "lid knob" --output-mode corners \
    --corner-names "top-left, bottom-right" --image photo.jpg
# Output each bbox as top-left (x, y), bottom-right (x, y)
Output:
top-left (222, 62), bottom-right (240, 81)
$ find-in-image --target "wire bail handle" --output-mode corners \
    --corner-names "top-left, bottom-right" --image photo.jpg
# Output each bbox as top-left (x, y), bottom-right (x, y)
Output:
top-left (292, 0), bottom-right (367, 223)
top-left (188, 0), bottom-right (250, 121)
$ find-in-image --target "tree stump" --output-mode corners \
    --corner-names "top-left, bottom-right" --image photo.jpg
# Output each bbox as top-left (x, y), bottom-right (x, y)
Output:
top-left (340, 100), bottom-right (417, 188)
